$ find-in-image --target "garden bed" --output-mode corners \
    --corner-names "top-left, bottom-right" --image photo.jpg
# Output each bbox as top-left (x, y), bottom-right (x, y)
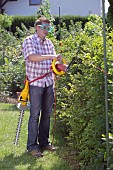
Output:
top-left (0, 95), bottom-right (17, 104)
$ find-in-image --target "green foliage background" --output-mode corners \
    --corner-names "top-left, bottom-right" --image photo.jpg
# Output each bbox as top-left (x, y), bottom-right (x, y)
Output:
top-left (55, 14), bottom-right (113, 169)
top-left (0, 2), bottom-right (113, 169)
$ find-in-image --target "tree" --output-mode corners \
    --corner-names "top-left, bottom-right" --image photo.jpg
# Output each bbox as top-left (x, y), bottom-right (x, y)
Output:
top-left (107, 0), bottom-right (113, 27)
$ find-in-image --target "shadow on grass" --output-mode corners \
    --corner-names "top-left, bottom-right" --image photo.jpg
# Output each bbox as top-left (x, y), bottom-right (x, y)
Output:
top-left (50, 119), bottom-right (80, 170)
top-left (0, 103), bottom-right (30, 113)
top-left (0, 151), bottom-right (74, 170)
top-left (0, 103), bottom-right (18, 111)
top-left (0, 152), bottom-right (44, 170)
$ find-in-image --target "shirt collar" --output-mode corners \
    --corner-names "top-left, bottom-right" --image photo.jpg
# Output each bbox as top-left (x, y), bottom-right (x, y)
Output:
top-left (34, 33), bottom-right (46, 44)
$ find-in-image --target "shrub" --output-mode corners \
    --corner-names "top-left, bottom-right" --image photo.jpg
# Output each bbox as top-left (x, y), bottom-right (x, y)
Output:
top-left (56, 15), bottom-right (113, 169)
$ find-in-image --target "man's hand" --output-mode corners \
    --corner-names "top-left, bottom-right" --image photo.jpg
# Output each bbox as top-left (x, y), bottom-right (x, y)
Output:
top-left (56, 54), bottom-right (62, 61)
top-left (50, 54), bottom-right (62, 61)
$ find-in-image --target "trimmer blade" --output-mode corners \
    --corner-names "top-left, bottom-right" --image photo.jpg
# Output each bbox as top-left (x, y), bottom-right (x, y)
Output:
top-left (14, 110), bottom-right (24, 145)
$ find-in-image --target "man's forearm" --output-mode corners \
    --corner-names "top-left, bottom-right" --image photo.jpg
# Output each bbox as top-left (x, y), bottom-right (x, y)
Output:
top-left (28, 54), bottom-right (57, 62)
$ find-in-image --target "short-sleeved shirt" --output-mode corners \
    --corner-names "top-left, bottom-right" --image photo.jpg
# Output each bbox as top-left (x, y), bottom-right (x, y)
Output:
top-left (22, 33), bottom-right (56, 87)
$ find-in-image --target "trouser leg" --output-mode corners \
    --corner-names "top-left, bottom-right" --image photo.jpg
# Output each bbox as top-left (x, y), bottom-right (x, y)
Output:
top-left (27, 85), bottom-right (43, 151)
top-left (38, 85), bottom-right (54, 147)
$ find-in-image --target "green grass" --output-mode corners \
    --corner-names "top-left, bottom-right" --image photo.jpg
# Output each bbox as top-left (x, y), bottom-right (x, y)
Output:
top-left (0, 103), bottom-right (74, 170)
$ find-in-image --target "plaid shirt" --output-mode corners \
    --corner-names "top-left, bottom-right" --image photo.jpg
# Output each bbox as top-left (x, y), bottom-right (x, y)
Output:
top-left (22, 33), bottom-right (56, 87)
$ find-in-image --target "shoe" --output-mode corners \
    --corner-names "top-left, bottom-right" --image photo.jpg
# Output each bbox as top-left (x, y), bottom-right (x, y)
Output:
top-left (42, 145), bottom-right (57, 152)
top-left (28, 150), bottom-right (43, 158)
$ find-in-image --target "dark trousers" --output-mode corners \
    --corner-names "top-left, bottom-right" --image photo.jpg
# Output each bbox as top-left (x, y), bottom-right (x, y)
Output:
top-left (27, 85), bottom-right (54, 151)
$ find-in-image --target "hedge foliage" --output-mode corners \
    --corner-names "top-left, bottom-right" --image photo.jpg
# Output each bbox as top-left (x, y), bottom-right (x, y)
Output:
top-left (54, 15), bottom-right (113, 169)
top-left (107, 0), bottom-right (113, 28)
top-left (10, 16), bottom-right (36, 34)
top-left (9, 15), bottom-right (88, 35)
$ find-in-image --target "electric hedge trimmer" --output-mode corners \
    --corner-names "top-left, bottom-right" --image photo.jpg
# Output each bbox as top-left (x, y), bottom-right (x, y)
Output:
top-left (14, 78), bottom-right (30, 145)
top-left (14, 58), bottom-right (68, 145)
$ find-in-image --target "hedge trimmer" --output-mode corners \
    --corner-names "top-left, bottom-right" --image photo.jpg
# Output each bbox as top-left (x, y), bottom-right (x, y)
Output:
top-left (14, 78), bottom-right (30, 145)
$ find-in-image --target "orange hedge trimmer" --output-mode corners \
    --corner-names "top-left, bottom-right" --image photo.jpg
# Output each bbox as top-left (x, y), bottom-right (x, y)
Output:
top-left (14, 58), bottom-right (68, 145)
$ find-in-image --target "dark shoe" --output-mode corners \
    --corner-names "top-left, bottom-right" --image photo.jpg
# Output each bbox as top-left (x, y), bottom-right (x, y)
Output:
top-left (28, 150), bottom-right (43, 158)
top-left (42, 145), bottom-right (57, 152)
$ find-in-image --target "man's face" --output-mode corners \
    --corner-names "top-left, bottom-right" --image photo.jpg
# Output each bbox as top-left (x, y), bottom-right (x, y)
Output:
top-left (36, 22), bottom-right (52, 38)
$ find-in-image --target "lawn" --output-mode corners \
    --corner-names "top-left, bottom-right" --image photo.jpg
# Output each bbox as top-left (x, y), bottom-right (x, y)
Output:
top-left (0, 103), bottom-right (76, 170)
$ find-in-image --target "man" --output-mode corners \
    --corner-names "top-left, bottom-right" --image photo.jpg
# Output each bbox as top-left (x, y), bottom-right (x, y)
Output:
top-left (22, 16), bottom-right (62, 158)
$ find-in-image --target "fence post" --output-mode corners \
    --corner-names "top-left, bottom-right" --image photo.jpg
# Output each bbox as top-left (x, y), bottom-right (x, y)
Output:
top-left (102, 0), bottom-right (109, 169)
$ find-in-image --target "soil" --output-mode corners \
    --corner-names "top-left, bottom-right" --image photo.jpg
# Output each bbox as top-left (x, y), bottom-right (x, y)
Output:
top-left (0, 95), bottom-right (18, 104)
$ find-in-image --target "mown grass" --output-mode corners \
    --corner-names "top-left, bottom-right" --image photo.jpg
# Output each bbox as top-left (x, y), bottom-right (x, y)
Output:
top-left (0, 103), bottom-right (74, 170)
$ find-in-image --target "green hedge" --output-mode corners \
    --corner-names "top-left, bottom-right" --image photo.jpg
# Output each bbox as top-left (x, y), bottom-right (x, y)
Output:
top-left (54, 15), bottom-right (88, 29)
top-left (10, 15), bottom-right (88, 34)
top-left (10, 16), bottom-right (36, 33)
